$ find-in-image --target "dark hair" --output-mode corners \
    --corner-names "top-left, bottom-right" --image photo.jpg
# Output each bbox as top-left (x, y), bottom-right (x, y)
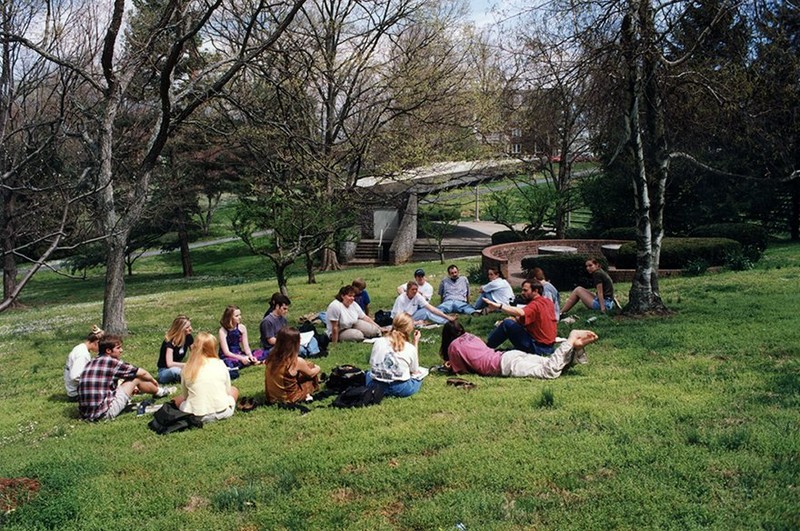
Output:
top-left (99, 335), bottom-right (122, 356)
top-left (531, 267), bottom-right (546, 281)
top-left (522, 279), bottom-right (543, 294)
top-left (264, 292), bottom-right (286, 317)
top-left (487, 266), bottom-right (504, 279)
top-left (264, 327), bottom-right (301, 375)
top-left (447, 264), bottom-right (458, 273)
top-left (220, 305), bottom-right (239, 330)
top-left (335, 285), bottom-right (357, 302)
top-left (440, 320), bottom-right (466, 361)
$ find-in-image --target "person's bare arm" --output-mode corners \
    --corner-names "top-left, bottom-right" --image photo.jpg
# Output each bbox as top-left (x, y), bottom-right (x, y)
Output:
top-left (330, 321), bottom-right (340, 343)
top-left (482, 298), bottom-right (524, 317)
top-left (296, 358), bottom-right (321, 378)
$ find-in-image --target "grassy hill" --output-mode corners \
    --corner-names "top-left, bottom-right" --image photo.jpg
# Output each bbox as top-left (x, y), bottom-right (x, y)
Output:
top-left (0, 242), bottom-right (798, 529)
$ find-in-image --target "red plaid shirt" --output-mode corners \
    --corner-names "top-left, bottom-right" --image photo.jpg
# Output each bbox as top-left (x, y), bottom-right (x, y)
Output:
top-left (77, 355), bottom-right (139, 421)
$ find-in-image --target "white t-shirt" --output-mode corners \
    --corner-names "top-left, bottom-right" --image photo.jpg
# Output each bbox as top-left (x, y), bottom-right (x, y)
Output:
top-left (391, 292), bottom-right (428, 318)
top-left (398, 281), bottom-right (433, 302)
top-left (64, 342), bottom-right (92, 397)
top-left (369, 337), bottom-right (419, 383)
top-left (326, 299), bottom-right (366, 336)
top-left (481, 278), bottom-right (515, 304)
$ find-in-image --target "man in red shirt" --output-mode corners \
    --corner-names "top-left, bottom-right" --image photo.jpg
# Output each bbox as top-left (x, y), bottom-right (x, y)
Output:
top-left (483, 279), bottom-right (557, 355)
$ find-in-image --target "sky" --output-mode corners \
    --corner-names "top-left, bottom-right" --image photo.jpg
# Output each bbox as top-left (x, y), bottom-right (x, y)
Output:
top-left (468, 0), bottom-right (496, 27)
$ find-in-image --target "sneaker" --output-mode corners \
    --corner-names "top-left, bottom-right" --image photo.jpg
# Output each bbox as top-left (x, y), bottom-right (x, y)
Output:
top-left (573, 349), bottom-right (589, 365)
top-left (155, 386), bottom-right (176, 398)
top-left (136, 399), bottom-right (153, 416)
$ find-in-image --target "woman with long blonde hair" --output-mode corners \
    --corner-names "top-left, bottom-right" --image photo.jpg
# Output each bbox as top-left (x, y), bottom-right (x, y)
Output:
top-left (264, 327), bottom-right (321, 404)
top-left (174, 332), bottom-right (239, 424)
top-left (366, 313), bottom-right (424, 397)
top-left (156, 315), bottom-right (193, 384)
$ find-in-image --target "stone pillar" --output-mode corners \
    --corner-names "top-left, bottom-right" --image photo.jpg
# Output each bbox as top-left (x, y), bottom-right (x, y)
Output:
top-left (389, 192), bottom-right (417, 264)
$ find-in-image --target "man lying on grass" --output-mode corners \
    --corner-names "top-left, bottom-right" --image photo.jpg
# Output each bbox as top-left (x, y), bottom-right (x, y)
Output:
top-left (440, 321), bottom-right (598, 379)
top-left (77, 336), bottom-right (174, 421)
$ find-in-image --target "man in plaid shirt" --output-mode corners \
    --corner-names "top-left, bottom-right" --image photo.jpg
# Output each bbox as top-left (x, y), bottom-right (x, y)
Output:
top-left (78, 336), bottom-right (173, 421)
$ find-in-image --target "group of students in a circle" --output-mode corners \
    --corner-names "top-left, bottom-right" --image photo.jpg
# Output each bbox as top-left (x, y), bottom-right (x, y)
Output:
top-left (64, 263), bottom-right (608, 422)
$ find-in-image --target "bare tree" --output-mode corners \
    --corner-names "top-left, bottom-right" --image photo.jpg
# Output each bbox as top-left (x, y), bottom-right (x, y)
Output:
top-left (2, 0), bottom-right (304, 332)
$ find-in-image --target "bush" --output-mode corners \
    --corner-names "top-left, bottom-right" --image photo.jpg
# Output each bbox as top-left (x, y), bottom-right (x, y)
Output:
top-left (689, 223), bottom-right (768, 261)
top-left (491, 230), bottom-right (525, 245)
top-left (520, 254), bottom-right (608, 292)
top-left (724, 250), bottom-right (755, 271)
top-left (563, 226), bottom-right (595, 239)
top-left (600, 227), bottom-right (638, 240)
top-left (615, 238), bottom-right (742, 269)
top-left (682, 258), bottom-right (710, 276)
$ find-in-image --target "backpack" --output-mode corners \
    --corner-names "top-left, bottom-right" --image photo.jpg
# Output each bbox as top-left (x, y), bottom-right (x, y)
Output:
top-left (147, 401), bottom-right (203, 435)
top-left (325, 364), bottom-right (366, 392)
top-left (331, 384), bottom-right (384, 408)
top-left (374, 310), bottom-right (393, 327)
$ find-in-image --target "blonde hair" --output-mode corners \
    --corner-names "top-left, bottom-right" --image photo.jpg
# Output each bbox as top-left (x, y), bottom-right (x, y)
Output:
top-left (182, 332), bottom-right (217, 384)
top-left (86, 325), bottom-right (104, 343)
top-left (165, 315), bottom-right (191, 347)
top-left (388, 313), bottom-right (414, 352)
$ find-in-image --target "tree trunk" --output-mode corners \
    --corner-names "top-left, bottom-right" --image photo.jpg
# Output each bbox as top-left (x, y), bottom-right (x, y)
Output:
top-left (103, 233), bottom-right (129, 334)
top-left (790, 178), bottom-right (799, 241)
top-left (2, 189), bottom-right (20, 306)
top-left (178, 222), bottom-right (193, 277)
top-left (304, 251), bottom-right (316, 284)
top-left (319, 247), bottom-right (341, 271)
top-left (276, 263), bottom-right (289, 296)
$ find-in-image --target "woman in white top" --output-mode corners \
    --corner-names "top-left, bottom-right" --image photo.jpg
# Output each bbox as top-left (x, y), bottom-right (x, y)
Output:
top-left (366, 313), bottom-right (423, 397)
top-left (473, 267), bottom-right (515, 313)
top-left (174, 332), bottom-right (239, 424)
top-left (326, 285), bottom-right (381, 343)
top-left (64, 325), bottom-right (104, 400)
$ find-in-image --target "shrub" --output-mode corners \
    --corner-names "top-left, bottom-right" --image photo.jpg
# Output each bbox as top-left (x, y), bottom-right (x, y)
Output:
top-left (465, 264), bottom-right (487, 285)
top-left (682, 258), bottom-right (710, 276)
top-left (563, 226), bottom-right (595, 239)
top-left (600, 227), bottom-right (638, 240)
top-left (615, 238), bottom-right (742, 269)
top-left (491, 230), bottom-right (525, 245)
top-left (689, 223), bottom-right (768, 261)
top-left (520, 254), bottom-right (608, 291)
top-left (724, 250), bottom-right (755, 271)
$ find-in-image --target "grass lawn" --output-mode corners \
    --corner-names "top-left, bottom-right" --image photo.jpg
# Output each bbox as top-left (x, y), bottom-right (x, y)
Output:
top-left (0, 243), bottom-right (799, 529)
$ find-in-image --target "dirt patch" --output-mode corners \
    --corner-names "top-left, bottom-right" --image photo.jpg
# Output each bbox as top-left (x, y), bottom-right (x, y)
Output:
top-left (0, 478), bottom-right (40, 513)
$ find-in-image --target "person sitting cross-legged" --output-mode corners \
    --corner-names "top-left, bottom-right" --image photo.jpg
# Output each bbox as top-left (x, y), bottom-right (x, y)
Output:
top-left (440, 320), bottom-right (598, 379)
top-left (473, 267), bottom-right (515, 314)
top-left (78, 336), bottom-right (174, 421)
top-left (391, 281), bottom-right (455, 326)
top-left (436, 264), bottom-right (477, 315)
top-left (260, 294), bottom-right (321, 357)
top-left (483, 279), bottom-right (557, 355)
top-left (366, 313), bottom-right (425, 397)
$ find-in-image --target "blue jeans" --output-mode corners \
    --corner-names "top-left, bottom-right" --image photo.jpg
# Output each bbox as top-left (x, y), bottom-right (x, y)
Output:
top-left (411, 308), bottom-right (448, 325)
top-left (365, 371), bottom-right (422, 397)
top-left (299, 336), bottom-right (321, 357)
top-left (487, 319), bottom-right (554, 355)
top-left (437, 300), bottom-right (477, 315)
top-left (157, 366), bottom-right (181, 384)
top-left (592, 298), bottom-right (615, 311)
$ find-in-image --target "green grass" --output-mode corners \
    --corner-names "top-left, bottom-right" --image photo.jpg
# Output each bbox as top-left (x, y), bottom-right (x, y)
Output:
top-left (1, 243), bottom-right (799, 529)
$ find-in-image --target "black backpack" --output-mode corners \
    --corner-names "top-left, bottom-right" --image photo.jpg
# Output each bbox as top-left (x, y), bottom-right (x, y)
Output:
top-left (325, 365), bottom-right (366, 392)
top-left (331, 384), bottom-right (384, 408)
top-left (147, 401), bottom-right (203, 435)
top-left (374, 310), bottom-right (393, 327)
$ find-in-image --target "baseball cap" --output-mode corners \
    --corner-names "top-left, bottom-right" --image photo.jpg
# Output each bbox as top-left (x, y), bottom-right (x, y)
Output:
top-left (414, 268), bottom-right (425, 277)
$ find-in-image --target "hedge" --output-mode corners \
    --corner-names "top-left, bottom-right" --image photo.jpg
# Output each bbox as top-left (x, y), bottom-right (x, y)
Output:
top-left (689, 223), bottom-right (767, 260)
top-left (615, 237), bottom-right (742, 269)
top-left (600, 227), bottom-right (638, 240)
top-left (491, 230), bottom-right (525, 245)
top-left (520, 254), bottom-right (609, 292)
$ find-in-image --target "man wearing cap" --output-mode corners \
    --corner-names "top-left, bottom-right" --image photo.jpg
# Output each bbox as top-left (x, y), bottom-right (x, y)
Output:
top-left (397, 268), bottom-right (434, 302)
top-left (481, 279), bottom-right (557, 355)
top-left (436, 264), bottom-right (477, 315)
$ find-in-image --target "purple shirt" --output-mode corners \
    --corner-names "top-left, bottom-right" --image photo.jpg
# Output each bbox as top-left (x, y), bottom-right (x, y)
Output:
top-left (447, 333), bottom-right (502, 376)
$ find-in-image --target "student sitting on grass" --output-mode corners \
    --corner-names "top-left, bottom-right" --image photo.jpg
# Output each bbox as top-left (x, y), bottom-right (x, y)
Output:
top-left (174, 332), bottom-right (239, 424)
top-left (78, 336), bottom-right (174, 421)
top-left (156, 315), bottom-right (193, 384)
top-left (560, 258), bottom-right (615, 316)
top-left (218, 305), bottom-right (264, 368)
top-left (440, 321), bottom-right (598, 379)
top-left (264, 327), bottom-right (321, 404)
top-left (473, 266), bottom-right (515, 314)
top-left (325, 285), bottom-right (382, 343)
top-left (259, 294), bottom-right (321, 357)
top-left (366, 313), bottom-right (425, 397)
top-left (64, 325), bottom-right (104, 401)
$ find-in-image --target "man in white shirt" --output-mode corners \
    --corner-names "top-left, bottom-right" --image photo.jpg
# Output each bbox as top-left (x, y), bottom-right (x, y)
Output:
top-left (391, 282), bottom-right (454, 325)
top-left (397, 268), bottom-right (434, 302)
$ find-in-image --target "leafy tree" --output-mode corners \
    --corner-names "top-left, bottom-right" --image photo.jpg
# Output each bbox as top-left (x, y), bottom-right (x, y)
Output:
top-left (419, 205), bottom-right (460, 264)
top-left (486, 182), bottom-right (557, 240)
